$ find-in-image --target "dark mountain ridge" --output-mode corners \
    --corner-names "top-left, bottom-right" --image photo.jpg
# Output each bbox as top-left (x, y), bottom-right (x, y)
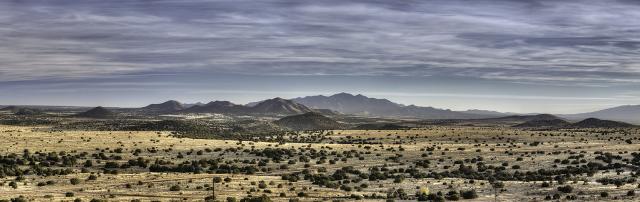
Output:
top-left (142, 100), bottom-right (185, 113)
top-left (251, 98), bottom-right (314, 115)
top-left (274, 112), bottom-right (344, 130)
top-left (180, 98), bottom-right (314, 115)
top-left (15, 108), bottom-right (45, 116)
top-left (513, 119), bottom-right (570, 128)
top-left (484, 114), bottom-right (561, 122)
top-left (568, 118), bottom-right (635, 128)
top-left (75, 107), bottom-right (116, 119)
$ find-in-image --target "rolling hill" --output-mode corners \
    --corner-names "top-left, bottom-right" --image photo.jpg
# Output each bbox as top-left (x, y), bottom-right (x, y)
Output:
top-left (274, 112), bottom-right (343, 130)
top-left (142, 100), bottom-right (185, 113)
top-left (75, 107), bottom-right (116, 119)
top-left (513, 119), bottom-right (570, 128)
top-left (568, 118), bottom-right (635, 128)
top-left (14, 108), bottom-right (45, 116)
top-left (484, 114), bottom-right (561, 122)
top-left (0, 106), bottom-right (20, 113)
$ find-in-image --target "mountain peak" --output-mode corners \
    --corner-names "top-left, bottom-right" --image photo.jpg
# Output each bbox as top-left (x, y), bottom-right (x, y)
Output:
top-left (164, 100), bottom-right (181, 104)
top-left (334, 92), bottom-right (353, 96)
top-left (270, 97), bottom-right (288, 102)
top-left (251, 97), bottom-right (313, 115)
top-left (206, 100), bottom-right (237, 106)
top-left (143, 100), bottom-right (185, 112)
top-left (180, 100), bottom-right (246, 114)
top-left (563, 105), bottom-right (640, 124)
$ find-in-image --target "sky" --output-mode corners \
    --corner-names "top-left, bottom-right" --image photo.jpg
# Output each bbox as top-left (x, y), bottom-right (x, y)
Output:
top-left (0, 0), bottom-right (639, 114)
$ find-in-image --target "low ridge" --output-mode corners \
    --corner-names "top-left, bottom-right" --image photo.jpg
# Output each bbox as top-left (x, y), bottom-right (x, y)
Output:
top-left (485, 114), bottom-right (560, 122)
top-left (75, 107), bottom-right (116, 119)
top-left (274, 112), bottom-right (343, 130)
top-left (142, 100), bottom-right (185, 113)
top-left (569, 118), bottom-right (635, 128)
top-left (513, 119), bottom-right (570, 128)
top-left (0, 106), bottom-right (21, 113)
top-left (15, 108), bottom-right (44, 116)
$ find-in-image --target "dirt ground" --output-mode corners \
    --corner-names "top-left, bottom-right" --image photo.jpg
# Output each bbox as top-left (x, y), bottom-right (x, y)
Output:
top-left (1, 125), bottom-right (639, 201)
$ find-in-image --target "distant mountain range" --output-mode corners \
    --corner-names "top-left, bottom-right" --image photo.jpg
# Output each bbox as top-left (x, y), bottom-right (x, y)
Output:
top-left (163, 98), bottom-right (315, 115)
top-left (181, 100), bottom-right (248, 114)
top-left (290, 93), bottom-right (510, 119)
top-left (561, 105), bottom-right (640, 124)
top-left (138, 93), bottom-right (640, 123)
top-left (5, 92), bottom-right (636, 123)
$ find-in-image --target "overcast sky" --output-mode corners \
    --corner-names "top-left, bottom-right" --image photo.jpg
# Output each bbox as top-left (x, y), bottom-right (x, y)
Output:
top-left (1, 0), bottom-right (639, 113)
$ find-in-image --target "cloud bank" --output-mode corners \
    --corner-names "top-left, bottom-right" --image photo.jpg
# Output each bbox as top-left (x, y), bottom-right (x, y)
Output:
top-left (0, 0), bottom-right (639, 87)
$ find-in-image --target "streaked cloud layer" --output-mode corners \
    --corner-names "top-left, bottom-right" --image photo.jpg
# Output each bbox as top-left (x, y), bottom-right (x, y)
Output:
top-left (0, 0), bottom-right (639, 112)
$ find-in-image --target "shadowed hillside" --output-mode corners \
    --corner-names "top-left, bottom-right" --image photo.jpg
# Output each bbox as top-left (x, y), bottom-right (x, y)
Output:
top-left (75, 107), bottom-right (116, 119)
top-left (513, 119), bottom-right (570, 128)
top-left (569, 118), bottom-right (635, 128)
top-left (274, 112), bottom-right (343, 130)
top-left (142, 100), bottom-right (185, 113)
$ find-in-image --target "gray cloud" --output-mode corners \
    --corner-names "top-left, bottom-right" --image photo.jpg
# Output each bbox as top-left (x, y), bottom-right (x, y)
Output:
top-left (0, 0), bottom-right (639, 87)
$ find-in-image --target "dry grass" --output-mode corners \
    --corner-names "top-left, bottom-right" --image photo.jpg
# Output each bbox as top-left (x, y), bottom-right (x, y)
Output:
top-left (1, 125), bottom-right (639, 201)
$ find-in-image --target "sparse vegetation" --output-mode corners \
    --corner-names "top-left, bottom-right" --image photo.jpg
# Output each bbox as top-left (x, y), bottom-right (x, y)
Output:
top-left (0, 111), bottom-right (638, 201)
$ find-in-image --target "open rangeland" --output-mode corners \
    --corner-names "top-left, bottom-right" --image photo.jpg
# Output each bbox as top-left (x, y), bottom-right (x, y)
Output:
top-left (1, 124), bottom-right (639, 201)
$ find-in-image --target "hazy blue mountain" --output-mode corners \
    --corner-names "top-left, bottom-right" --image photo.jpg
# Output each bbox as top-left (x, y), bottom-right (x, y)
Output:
top-left (561, 105), bottom-right (640, 124)
top-left (181, 98), bottom-right (313, 115)
top-left (292, 93), bottom-right (402, 115)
